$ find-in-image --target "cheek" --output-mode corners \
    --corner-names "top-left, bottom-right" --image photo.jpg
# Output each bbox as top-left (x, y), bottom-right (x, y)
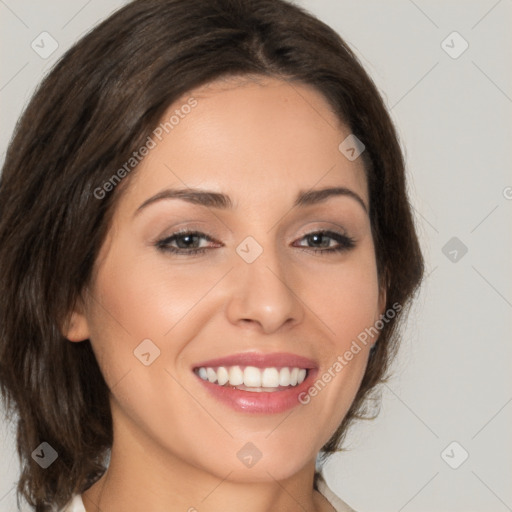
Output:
top-left (308, 247), bottom-right (381, 348)
top-left (88, 246), bottom-right (222, 345)
top-left (298, 245), bottom-right (380, 434)
top-left (84, 238), bottom-right (231, 393)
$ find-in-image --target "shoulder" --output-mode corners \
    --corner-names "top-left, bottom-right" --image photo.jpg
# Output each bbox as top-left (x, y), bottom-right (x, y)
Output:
top-left (58, 494), bottom-right (86, 512)
top-left (316, 472), bottom-right (357, 512)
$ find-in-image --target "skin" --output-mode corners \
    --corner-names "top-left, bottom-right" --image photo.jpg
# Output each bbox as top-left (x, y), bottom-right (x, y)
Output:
top-left (66, 75), bottom-right (385, 512)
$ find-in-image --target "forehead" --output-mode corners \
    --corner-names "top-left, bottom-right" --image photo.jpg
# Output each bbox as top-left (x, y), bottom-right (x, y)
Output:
top-left (119, 76), bottom-right (368, 214)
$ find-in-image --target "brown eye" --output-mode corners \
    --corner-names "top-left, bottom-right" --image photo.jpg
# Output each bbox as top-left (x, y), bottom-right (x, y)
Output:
top-left (294, 231), bottom-right (355, 253)
top-left (156, 231), bottom-right (220, 255)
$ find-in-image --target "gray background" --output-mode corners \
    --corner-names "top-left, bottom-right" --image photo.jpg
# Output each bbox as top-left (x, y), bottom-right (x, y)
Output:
top-left (1, 1), bottom-right (511, 511)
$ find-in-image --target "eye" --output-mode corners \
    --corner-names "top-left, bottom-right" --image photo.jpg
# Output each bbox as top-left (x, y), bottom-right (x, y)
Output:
top-left (155, 229), bottom-right (355, 256)
top-left (293, 230), bottom-right (355, 254)
top-left (155, 230), bottom-right (221, 255)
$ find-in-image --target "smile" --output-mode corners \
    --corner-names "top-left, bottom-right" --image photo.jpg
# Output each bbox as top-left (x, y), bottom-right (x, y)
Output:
top-left (192, 352), bottom-right (318, 413)
top-left (195, 365), bottom-right (308, 392)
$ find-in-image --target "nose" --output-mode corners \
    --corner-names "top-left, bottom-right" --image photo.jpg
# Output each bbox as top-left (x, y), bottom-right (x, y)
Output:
top-left (225, 244), bottom-right (305, 334)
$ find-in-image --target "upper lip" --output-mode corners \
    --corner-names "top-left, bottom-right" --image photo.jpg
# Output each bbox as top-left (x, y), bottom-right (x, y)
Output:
top-left (192, 352), bottom-right (318, 370)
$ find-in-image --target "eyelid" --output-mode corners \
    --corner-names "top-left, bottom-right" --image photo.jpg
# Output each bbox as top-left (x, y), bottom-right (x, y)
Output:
top-left (150, 222), bottom-right (221, 245)
top-left (293, 230), bottom-right (356, 252)
top-left (155, 227), bottom-right (356, 257)
top-left (292, 220), bottom-right (352, 241)
top-left (155, 229), bottom-right (221, 248)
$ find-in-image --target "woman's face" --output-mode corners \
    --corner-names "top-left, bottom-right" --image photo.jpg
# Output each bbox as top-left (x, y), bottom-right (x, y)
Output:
top-left (68, 76), bottom-right (384, 483)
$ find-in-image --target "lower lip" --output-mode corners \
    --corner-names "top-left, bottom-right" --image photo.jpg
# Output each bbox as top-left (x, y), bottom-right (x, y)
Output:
top-left (195, 370), bottom-right (318, 414)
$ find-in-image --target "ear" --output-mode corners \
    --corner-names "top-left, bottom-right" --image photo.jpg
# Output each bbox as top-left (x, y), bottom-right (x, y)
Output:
top-left (62, 296), bottom-right (90, 342)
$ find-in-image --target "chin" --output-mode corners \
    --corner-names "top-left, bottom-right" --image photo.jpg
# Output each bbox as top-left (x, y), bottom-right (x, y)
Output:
top-left (187, 439), bottom-right (318, 484)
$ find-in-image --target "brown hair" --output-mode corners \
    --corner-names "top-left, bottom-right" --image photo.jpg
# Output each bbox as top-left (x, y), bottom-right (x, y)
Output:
top-left (0, 0), bottom-right (423, 509)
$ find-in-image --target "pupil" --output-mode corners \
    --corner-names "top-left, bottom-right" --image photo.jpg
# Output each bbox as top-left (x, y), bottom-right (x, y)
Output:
top-left (177, 234), bottom-right (198, 248)
top-left (309, 233), bottom-right (328, 247)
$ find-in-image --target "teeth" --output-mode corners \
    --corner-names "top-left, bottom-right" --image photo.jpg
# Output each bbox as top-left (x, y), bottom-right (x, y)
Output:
top-left (217, 366), bottom-right (229, 386)
top-left (206, 367), bottom-right (217, 383)
top-left (228, 366), bottom-right (244, 386)
top-left (279, 367), bottom-right (290, 386)
top-left (262, 368), bottom-right (279, 387)
top-left (196, 365), bottom-right (308, 389)
top-left (244, 366), bottom-right (261, 387)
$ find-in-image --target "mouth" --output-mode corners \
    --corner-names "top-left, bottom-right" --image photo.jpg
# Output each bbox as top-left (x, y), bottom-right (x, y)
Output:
top-left (192, 352), bottom-right (317, 414)
top-left (194, 365), bottom-right (309, 392)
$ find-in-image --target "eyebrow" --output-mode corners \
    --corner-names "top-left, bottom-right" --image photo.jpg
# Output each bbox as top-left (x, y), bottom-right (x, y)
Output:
top-left (134, 186), bottom-right (368, 216)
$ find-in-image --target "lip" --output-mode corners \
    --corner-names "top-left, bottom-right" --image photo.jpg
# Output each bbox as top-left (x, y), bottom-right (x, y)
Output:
top-left (192, 352), bottom-right (318, 414)
top-left (192, 352), bottom-right (318, 370)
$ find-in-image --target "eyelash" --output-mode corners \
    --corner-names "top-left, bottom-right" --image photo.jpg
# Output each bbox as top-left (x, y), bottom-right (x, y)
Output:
top-left (155, 229), bottom-right (356, 256)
